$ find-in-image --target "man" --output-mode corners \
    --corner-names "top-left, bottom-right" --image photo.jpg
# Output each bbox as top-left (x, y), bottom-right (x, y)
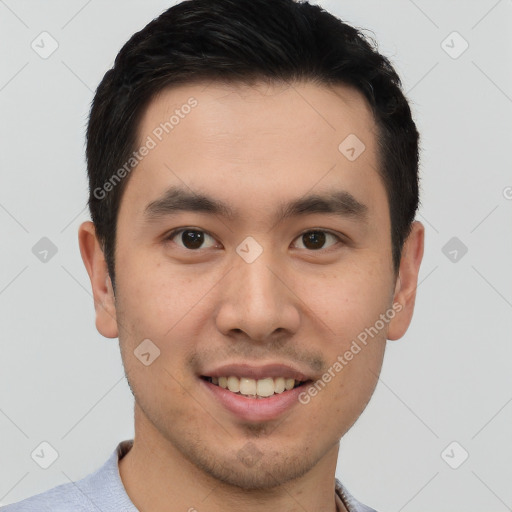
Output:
top-left (2, 0), bottom-right (423, 510)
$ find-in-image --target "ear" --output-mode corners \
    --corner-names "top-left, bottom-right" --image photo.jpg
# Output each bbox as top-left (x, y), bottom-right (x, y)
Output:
top-left (387, 221), bottom-right (425, 341)
top-left (78, 221), bottom-right (118, 339)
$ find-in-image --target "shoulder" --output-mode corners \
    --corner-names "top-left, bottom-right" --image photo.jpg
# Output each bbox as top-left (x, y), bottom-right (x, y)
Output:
top-left (1, 440), bottom-right (135, 512)
top-left (335, 478), bottom-right (379, 512)
top-left (0, 479), bottom-right (91, 512)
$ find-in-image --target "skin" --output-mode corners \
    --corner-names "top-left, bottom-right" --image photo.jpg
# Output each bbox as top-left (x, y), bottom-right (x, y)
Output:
top-left (79, 80), bottom-right (424, 512)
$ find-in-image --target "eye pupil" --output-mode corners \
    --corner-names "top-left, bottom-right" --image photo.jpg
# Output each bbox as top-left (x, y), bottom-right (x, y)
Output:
top-left (303, 231), bottom-right (326, 250)
top-left (182, 230), bottom-right (204, 249)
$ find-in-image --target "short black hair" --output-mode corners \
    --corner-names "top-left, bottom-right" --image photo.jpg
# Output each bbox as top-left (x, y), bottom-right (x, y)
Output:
top-left (86, 0), bottom-right (420, 289)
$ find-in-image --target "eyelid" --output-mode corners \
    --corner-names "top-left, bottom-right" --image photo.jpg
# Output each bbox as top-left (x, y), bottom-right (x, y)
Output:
top-left (291, 228), bottom-right (344, 251)
top-left (164, 227), bottom-right (219, 249)
top-left (164, 227), bottom-right (346, 251)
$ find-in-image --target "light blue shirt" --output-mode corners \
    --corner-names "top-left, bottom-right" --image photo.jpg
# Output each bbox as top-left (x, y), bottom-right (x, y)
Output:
top-left (1, 440), bottom-right (377, 512)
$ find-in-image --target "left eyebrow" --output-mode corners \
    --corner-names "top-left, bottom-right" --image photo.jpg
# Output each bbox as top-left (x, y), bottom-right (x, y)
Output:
top-left (143, 185), bottom-right (369, 225)
top-left (275, 191), bottom-right (369, 225)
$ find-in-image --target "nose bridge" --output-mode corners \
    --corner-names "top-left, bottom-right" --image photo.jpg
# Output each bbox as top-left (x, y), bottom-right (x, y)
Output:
top-left (239, 254), bottom-right (279, 308)
top-left (215, 243), bottom-right (300, 341)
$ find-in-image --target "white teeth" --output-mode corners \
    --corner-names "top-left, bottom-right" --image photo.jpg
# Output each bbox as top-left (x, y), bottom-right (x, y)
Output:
top-left (239, 377), bottom-right (257, 396)
top-left (227, 376), bottom-right (240, 393)
top-left (210, 375), bottom-right (302, 397)
top-left (256, 377), bottom-right (275, 397)
top-left (274, 377), bottom-right (285, 394)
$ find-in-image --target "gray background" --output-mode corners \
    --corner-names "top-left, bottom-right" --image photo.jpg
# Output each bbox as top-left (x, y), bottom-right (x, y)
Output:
top-left (1, 0), bottom-right (511, 510)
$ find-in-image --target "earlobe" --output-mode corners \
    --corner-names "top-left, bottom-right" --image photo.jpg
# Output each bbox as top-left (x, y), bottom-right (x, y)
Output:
top-left (387, 221), bottom-right (425, 341)
top-left (78, 221), bottom-right (119, 339)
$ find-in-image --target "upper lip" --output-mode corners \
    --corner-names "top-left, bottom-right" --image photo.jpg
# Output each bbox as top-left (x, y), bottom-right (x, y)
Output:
top-left (201, 363), bottom-right (314, 382)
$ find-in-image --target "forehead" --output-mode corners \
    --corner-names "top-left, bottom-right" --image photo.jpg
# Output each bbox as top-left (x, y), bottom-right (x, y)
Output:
top-left (121, 80), bottom-right (385, 224)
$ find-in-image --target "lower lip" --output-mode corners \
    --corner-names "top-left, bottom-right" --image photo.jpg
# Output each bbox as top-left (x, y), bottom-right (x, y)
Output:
top-left (201, 378), bottom-right (308, 422)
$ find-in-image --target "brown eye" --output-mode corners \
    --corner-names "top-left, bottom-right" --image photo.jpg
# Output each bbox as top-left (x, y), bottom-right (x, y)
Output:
top-left (181, 230), bottom-right (204, 249)
top-left (294, 230), bottom-right (339, 251)
top-left (167, 229), bottom-right (217, 250)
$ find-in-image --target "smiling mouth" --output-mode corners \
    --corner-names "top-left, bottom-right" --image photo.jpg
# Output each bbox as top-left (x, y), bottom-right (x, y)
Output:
top-left (202, 375), bottom-right (310, 399)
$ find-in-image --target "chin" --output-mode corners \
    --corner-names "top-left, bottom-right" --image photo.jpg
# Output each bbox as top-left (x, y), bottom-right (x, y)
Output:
top-left (200, 451), bottom-right (316, 490)
top-left (175, 436), bottom-right (320, 491)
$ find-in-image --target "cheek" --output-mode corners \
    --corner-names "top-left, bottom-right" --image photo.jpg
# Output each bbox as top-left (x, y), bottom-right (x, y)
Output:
top-left (115, 250), bottom-right (210, 336)
top-left (294, 259), bottom-right (390, 412)
top-left (113, 256), bottom-right (224, 391)
top-left (332, 349), bottom-right (383, 418)
top-left (298, 260), bottom-right (393, 341)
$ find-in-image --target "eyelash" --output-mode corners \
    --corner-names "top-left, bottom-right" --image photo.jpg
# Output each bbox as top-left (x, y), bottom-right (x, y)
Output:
top-left (163, 227), bottom-right (345, 252)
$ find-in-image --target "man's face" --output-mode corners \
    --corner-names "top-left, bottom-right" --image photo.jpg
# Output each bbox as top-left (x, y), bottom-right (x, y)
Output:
top-left (107, 81), bottom-right (400, 488)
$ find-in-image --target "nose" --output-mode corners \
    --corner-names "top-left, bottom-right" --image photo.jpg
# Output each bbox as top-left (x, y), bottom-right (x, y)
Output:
top-left (214, 250), bottom-right (301, 344)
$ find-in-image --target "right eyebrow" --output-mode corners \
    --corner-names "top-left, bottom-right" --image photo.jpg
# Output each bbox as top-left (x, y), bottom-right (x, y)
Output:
top-left (144, 185), bottom-right (236, 221)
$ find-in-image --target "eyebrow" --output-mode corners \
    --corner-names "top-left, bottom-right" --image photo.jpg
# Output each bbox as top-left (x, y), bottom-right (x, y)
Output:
top-left (143, 185), bottom-right (368, 225)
